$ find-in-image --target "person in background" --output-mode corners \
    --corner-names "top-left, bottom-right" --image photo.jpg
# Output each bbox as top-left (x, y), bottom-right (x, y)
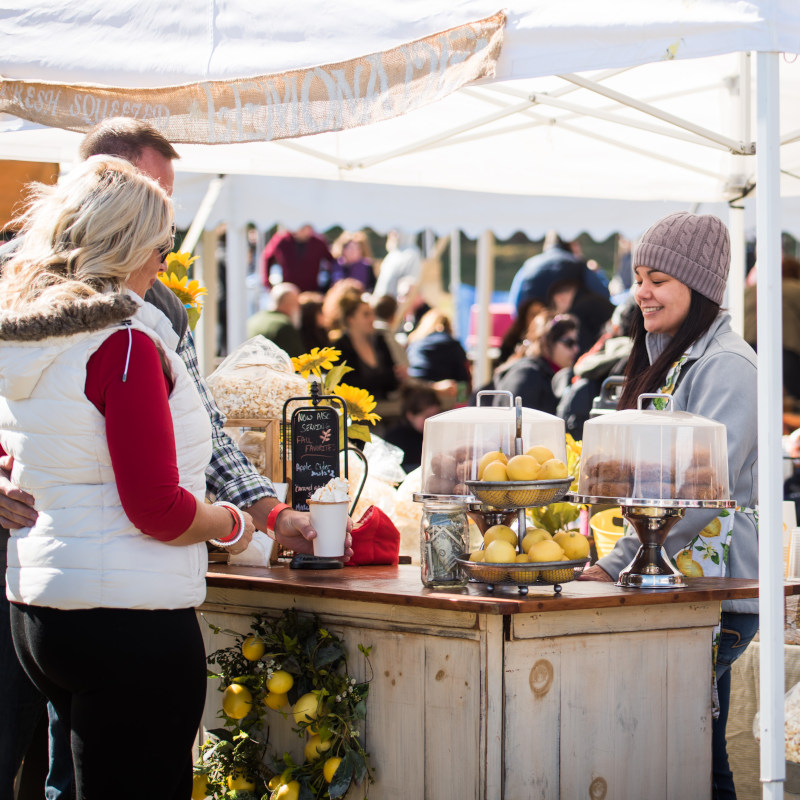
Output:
top-left (245, 282), bottom-right (304, 357)
top-left (371, 294), bottom-right (410, 377)
top-left (373, 229), bottom-right (422, 298)
top-left (406, 309), bottom-right (471, 387)
top-left (744, 254), bottom-right (800, 407)
top-left (0, 118), bottom-right (345, 800)
top-left (580, 212), bottom-right (757, 800)
top-left (328, 287), bottom-right (400, 401)
top-left (330, 230), bottom-right (375, 291)
top-left (491, 313), bottom-right (580, 414)
top-left (0, 156), bottom-right (255, 800)
top-left (383, 381), bottom-right (442, 473)
top-left (259, 224), bottom-right (333, 293)
top-left (298, 291), bottom-right (330, 353)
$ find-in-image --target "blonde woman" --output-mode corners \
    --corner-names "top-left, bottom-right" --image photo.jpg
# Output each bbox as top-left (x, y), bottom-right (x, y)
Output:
top-left (0, 156), bottom-right (254, 799)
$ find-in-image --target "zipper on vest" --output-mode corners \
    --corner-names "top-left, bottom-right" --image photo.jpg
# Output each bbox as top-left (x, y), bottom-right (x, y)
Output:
top-left (121, 320), bottom-right (133, 383)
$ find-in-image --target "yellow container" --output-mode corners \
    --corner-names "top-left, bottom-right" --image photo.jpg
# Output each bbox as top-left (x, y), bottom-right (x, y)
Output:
top-left (590, 507), bottom-right (626, 559)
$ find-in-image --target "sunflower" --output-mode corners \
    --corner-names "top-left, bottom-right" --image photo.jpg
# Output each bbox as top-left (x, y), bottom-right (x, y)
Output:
top-left (291, 347), bottom-right (341, 380)
top-left (157, 272), bottom-right (208, 310)
top-left (334, 383), bottom-right (380, 426)
top-left (164, 251), bottom-right (198, 272)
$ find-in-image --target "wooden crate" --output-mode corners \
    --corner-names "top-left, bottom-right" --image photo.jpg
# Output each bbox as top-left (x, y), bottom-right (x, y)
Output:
top-left (223, 417), bottom-right (286, 484)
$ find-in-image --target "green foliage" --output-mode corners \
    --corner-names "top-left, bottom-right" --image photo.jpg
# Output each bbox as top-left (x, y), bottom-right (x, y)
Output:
top-left (196, 609), bottom-right (374, 799)
top-left (527, 501), bottom-right (581, 536)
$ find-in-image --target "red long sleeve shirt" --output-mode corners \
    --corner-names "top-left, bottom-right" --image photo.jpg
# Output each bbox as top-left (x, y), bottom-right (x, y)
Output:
top-left (83, 330), bottom-right (197, 540)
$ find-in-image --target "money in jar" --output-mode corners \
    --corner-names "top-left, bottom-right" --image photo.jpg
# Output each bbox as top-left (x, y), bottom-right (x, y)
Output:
top-left (420, 501), bottom-right (469, 588)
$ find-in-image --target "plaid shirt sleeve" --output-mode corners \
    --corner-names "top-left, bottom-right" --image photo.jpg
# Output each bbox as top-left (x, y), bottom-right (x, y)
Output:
top-left (178, 332), bottom-right (276, 506)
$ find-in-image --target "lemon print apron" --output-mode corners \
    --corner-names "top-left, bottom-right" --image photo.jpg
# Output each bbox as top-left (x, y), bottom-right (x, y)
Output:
top-left (654, 356), bottom-right (757, 716)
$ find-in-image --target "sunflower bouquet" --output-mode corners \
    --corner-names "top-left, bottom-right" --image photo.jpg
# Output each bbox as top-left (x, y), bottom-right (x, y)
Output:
top-left (291, 347), bottom-right (380, 444)
top-left (157, 250), bottom-right (207, 331)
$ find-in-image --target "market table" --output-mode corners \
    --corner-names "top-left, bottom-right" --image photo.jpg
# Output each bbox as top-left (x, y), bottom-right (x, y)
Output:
top-left (200, 564), bottom-right (782, 800)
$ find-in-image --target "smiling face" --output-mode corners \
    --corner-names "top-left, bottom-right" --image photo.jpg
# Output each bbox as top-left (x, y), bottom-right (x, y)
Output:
top-left (633, 266), bottom-right (692, 337)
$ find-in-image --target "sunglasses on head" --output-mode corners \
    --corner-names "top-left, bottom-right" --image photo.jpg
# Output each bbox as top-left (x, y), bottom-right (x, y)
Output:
top-left (158, 226), bottom-right (177, 263)
top-left (558, 337), bottom-right (579, 348)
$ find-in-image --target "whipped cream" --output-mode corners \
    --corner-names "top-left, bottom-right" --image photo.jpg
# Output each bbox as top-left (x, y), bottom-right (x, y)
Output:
top-left (309, 477), bottom-right (350, 503)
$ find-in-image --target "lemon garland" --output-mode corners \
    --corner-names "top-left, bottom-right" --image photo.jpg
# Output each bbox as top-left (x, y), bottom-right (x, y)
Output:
top-left (193, 609), bottom-right (373, 800)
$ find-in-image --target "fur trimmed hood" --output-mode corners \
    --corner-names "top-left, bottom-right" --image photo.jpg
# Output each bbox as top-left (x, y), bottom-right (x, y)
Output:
top-left (0, 292), bottom-right (139, 341)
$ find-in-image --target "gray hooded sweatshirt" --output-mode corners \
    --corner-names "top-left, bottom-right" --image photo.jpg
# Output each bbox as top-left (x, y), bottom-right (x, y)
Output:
top-left (596, 312), bottom-right (759, 614)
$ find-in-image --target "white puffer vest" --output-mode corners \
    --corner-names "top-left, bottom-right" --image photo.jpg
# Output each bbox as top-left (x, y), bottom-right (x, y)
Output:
top-left (0, 293), bottom-right (212, 610)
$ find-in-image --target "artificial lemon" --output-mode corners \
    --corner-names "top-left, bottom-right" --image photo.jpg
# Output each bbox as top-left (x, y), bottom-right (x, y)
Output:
top-left (521, 527), bottom-right (552, 552)
top-left (323, 757), bottom-right (343, 783)
top-left (227, 773), bottom-right (256, 792)
top-left (221, 683), bottom-right (253, 720)
top-left (292, 692), bottom-right (321, 725)
top-left (538, 458), bottom-right (568, 480)
top-left (275, 779), bottom-right (300, 800)
top-left (526, 445), bottom-right (555, 464)
top-left (481, 460), bottom-right (508, 482)
top-left (191, 774), bottom-right (210, 800)
top-left (266, 669), bottom-right (294, 695)
top-left (553, 531), bottom-right (590, 560)
top-left (528, 539), bottom-right (565, 563)
top-left (241, 635), bottom-right (266, 661)
top-left (506, 454), bottom-right (540, 481)
top-left (264, 691), bottom-right (289, 710)
top-left (477, 450), bottom-right (507, 479)
top-left (483, 524), bottom-right (517, 546)
top-left (484, 539), bottom-right (517, 563)
top-left (304, 733), bottom-right (332, 761)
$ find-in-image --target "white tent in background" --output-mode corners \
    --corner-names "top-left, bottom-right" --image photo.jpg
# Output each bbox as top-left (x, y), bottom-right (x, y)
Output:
top-left (0, 2), bottom-right (795, 796)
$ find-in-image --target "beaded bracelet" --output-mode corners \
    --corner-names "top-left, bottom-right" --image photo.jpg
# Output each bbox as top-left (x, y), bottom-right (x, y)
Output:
top-left (209, 501), bottom-right (246, 548)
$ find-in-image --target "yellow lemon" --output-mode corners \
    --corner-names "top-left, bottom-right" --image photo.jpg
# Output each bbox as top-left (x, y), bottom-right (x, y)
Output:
top-left (264, 691), bottom-right (288, 710)
top-left (528, 539), bottom-right (565, 563)
top-left (469, 550), bottom-right (485, 562)
top-left (268, 775), bottom-right (283, 791)
top-left (477, 450), bottom-right (507, 479)
top-left (481, 460), bottom-right (508, 482)
top-left (521, 527), bottom-right (552, 552)
top-left (241, 635), bottom-right (266, 661)
top-left (226, 773), bottom-right (255, 792)
top-left (526, 445), bottom-right (555, 464)
top-left (538, 458), bottom-right (569, 480)
top-left (323, 757), bottom-right (343, 783)
top-left (191, 774), bottom-right (210, 800)
top-left (483, 524), bottom-right (517, 546)
top-left (515, 552), bottom-right (531, 563)
top-left (304, 733), bottom-right (332, 761)
top-left (553, 531), bottom-right (590, 560)
top-left (506, 454), bottom-right (540, 481)
top-left (221, 683), bottom-right (252, 720)
top-left (292, 692), bottom-right (321, 725)
top-left (484, 539), bottom-right (517, 563)
top-left (266, 669), bottom-right (294, 695)
top-left (275, 780), bottom-right (300, 800)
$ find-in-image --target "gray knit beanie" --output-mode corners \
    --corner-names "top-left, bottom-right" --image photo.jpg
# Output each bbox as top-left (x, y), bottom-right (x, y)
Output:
top-left (633, 212), bottom-right (730, 305)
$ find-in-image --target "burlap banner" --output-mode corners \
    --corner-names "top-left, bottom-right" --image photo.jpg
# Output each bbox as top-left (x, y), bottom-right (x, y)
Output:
top-left (0, 12), bottom-right (505, 144)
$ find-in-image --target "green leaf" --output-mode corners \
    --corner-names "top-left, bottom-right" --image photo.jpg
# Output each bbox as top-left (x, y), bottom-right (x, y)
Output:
top-left (328, 750), bottom-right (356, 799)
top-left (325, 363), bottom-right (353, 389)
top-left (347, 423), bottom-right (372, 443)
top-left (314, 642), bottom-right (345, 670)
top-left (186, 307), bottom-right (201, 331)
top-left (351, 748), bottom-right (368, 784)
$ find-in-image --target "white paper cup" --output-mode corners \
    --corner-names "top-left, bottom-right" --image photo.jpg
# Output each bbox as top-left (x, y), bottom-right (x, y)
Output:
top-left (309, 500), bottom-right (349, 557)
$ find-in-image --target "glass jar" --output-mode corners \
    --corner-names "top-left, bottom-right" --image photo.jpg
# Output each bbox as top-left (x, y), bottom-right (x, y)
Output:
top-left (420, 501), bottom-right (469, 588)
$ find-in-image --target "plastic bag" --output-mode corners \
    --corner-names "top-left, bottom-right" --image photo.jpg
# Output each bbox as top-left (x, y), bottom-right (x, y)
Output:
top-left (362, 435), bottom-right (407, 485)
top-left (753, 680), bottom-right (800, 762)
top-left (207, 335), bottom-right (308, 419)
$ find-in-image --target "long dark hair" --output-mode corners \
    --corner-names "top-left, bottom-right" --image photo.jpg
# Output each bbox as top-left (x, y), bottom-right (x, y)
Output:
top-left (618, 290), bottom-right (720, 409)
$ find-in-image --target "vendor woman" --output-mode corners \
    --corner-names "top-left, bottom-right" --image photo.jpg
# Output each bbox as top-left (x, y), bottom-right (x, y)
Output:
top-left (580, 212), bottom-right (758, 800)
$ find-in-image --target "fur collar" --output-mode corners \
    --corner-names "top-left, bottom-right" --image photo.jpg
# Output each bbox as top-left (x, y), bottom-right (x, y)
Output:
top-left (0, 293), bottom-right (139, 341)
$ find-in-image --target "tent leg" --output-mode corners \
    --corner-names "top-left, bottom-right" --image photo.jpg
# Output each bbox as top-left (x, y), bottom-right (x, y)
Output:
top-left (473, 230), bottom-right (494, 391)
top-left (450, 228), bottom-right (462, 339)
top-left (756, 49), bottom-right (785, 800)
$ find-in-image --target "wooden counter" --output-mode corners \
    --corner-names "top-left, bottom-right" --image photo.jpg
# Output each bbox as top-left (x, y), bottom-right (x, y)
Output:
top-left (199, 565), bottom-right (784, 800)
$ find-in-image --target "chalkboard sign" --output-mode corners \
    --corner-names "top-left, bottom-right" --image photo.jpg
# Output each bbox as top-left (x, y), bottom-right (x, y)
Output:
top-left (289, 406), bottom-right (341, 511)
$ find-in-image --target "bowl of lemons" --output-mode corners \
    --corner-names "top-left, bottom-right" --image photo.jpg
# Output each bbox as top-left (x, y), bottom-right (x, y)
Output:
top-left (465, 445), bottom-right (573, 509)
top-left (456, 523), bottom-right (590, 594)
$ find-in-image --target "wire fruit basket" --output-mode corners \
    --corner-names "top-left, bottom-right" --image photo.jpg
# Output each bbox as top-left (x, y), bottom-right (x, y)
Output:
top-left (455, 554), bottom-right (587, 594)
top-left (465, 477), bottom-right (573, 510)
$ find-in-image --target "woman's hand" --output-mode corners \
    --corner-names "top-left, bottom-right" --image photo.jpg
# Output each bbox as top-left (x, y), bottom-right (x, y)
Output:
top-left (578, 564), bottom-right (615, 582)
top-left (0, 454), bottom-right (38, 529)
top-left (225, 510), bottom-right (255, 556)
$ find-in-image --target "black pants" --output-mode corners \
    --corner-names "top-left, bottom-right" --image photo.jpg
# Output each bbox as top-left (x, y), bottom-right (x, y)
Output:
top-left (10, 603), bottom-right (206, 800)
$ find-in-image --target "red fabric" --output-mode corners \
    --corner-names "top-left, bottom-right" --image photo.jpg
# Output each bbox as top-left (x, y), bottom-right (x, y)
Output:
top-left (259, 230), bottom-right (333, 292)
top-left (348, 505), bottom-right (401, 566)
top-left (84, 330), bottom-right (197, 541)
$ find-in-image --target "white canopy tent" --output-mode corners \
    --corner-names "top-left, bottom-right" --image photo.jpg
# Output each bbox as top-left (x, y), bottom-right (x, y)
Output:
top-left (0, 2), bottom-right (795, 795)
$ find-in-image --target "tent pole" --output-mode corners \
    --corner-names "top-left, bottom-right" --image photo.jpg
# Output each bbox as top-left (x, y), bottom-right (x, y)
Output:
top-left (473, 230), bottom-right (494, 390)
top-left (756, 50), bottom-right (785, 800)
top-left (225, 184), bottom-right (248, 353)
top-left (449, 229), bottom-right (462, 338)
